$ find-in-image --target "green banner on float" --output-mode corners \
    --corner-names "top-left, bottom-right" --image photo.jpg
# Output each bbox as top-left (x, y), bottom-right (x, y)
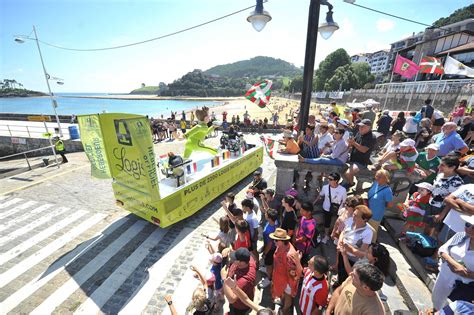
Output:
top-left (77, 114), bottom-right (111, 179)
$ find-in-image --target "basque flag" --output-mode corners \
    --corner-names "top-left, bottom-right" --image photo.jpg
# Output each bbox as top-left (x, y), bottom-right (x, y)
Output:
top-left (419, 56), bottom-right (444, 75)
top-left (245, 80), bottom-right (272, 108)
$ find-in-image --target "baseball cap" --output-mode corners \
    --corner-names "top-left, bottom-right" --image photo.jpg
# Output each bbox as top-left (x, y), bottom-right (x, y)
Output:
top-left (357, 119), bottom-right (372, 126)
top-left (426, 143), bottom-right (440, 151)
top-left (230, 247), bottom-right (251, 263)
top-left (253, 170), bottom-right (262, 176)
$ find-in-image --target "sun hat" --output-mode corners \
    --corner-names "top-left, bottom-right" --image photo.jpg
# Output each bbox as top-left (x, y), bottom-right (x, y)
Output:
top-left (400, 139), bottom-right (416, 147)
top-left (357, 119), bottom-right (372, 126)
top-left (210, 252), bottom-right (223, 264)
top-left (338, 119), bottom-right (350, 127)
top-left (230, 247), bottom-right (251, 262)
top-left (460, 214), bottom-right (474, 226)
top-left (269, 228), bottom-right (291, 241)
top-left (425, 143), bottom-right (440, 151)
top-left (415, 182), bottom-right (434, 191)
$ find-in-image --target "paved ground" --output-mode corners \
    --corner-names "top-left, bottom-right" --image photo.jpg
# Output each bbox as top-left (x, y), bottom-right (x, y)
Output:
top-left (0, 133), bottom-right (424, 314)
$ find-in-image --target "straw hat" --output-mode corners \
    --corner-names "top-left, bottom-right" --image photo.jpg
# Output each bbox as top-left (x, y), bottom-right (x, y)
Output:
top-left (269, 228), bottom-right (291, 241)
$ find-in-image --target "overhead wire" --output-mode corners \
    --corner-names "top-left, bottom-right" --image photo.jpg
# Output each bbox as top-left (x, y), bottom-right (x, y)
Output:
top-left (18, 0), bottom-right (453, 52)
top-left (23, 1), bottom-right (267, 52)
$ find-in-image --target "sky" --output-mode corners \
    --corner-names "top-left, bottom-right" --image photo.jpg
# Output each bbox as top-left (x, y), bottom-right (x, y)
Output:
top-left (0, 0), bottom-right (471, 93)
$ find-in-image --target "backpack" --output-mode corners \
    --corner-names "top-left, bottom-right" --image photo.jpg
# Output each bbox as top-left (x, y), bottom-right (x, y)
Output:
top-left (406, 232), bottom-right (437, 257)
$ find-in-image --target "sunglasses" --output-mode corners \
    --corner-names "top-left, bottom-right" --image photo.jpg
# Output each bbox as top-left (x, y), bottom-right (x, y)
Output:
top-left (333, 132), bottom-right (341, 134)
top-left (466, 222), bottom-right (474, 229)
top-left (328, 178), bottom-right (335, 181)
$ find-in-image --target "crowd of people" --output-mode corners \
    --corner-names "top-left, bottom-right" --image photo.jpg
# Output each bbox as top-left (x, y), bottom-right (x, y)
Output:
top-left (160, 97), bottom-right (473, 314)
top-left (276, 98), bottom-right (474, 313)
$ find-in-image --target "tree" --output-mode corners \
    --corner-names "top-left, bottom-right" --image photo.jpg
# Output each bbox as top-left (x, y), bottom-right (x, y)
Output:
top-left (324, 64), bottom-right (357, 91)
top-left (350, 63), bottom-right (375, 89)
top-left (314, 48), bottom-right (351, 91)
top-left (324, 62), bottom-right (375, 91)
top-left (288, 76), bottom-right (304, 93)
top-left (432, 4), bottom-right (473, 28)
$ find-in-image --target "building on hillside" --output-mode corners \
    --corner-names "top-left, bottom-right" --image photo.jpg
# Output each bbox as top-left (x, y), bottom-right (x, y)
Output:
top-left (351, 53), bottom-right (371, 64)
top-left (351, 50), bottom-right (390, 82)
top-left (387, 18), bottom-right (474, 81)
top-left (368, 50), bottom-right (390, 75)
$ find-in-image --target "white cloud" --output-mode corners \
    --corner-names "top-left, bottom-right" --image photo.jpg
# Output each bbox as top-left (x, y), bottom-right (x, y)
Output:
top-left (376, 18), bottom-right (395, 32)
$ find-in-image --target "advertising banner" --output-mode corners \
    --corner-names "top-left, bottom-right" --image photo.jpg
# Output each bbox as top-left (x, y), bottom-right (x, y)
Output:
top-left (113, 146), bottom-right (263, 227)
top-left (77, 114), bottom-right (111, 179)
top-left (98, 114), bottom-right (160, 201)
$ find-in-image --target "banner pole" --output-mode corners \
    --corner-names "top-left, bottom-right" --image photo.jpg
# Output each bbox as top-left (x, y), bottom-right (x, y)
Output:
top-left (382, 52), bottom-right (397, 111)
top-left (432, 52), bottom-right (449, 108)
top-left (406, 52), bottom-right (424, 111)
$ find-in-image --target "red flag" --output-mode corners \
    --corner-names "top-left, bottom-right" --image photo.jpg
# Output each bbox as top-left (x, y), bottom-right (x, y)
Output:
top-left (260, 136), bottom-right (275, 159)
top-left (393, 55), bottom-right (420, 79)
top-left (419, 56), bottom-right (444, 75)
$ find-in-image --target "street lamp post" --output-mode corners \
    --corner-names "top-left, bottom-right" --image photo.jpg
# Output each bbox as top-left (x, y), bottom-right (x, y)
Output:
top-left (298, 0), bottom-right (338, 132)
top-left (15, 26), bottom-right (63, 137)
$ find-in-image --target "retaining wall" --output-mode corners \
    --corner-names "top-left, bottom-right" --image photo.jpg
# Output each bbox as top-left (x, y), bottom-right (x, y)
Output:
top-left (0, 136), bottom-right (84, 157)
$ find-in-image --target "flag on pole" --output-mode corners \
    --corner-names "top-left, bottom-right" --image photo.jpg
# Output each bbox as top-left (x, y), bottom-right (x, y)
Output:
top-left (245, 80), bottom-right (273, 108)
top-left (260, 136), bottom-right (275, 159)
top-left (419, 56), bottom-right (444, 75)
top-left (444, 56), bottom-right (474, 77)
top-left (393, 55), bottom-right (420, 79)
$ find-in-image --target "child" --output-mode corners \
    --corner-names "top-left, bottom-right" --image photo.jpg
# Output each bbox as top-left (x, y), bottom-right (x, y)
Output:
top-left (206, 253), bottom-right (223, 306)
top-left (258, 208), bottom-right (279, 289)
top-left (295, 202), bottom-right (317, 266)
top-left (400, 182), bottom-right (433, 236)
top-left (383, 138), bottom-right (419, 173)
top-left (186, 265), bottom-right (214, 314)
top-left (204, 216), bottom-right (233, 249)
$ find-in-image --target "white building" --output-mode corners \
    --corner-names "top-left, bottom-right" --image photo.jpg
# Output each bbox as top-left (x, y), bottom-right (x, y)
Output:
top-left (351, 50), bottom-right (390, 75)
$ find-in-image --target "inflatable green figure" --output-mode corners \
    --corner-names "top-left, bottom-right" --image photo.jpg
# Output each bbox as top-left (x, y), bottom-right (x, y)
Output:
top-left (183, 106), bottom-right (218, 158)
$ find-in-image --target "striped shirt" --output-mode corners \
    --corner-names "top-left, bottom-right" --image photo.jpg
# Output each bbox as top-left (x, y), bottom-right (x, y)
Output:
top-left (299, 268), bottom-right (328, 315)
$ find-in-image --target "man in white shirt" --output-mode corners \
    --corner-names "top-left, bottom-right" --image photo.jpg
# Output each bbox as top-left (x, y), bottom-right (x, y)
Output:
top-left (440, 184), bottom-right (474, 242)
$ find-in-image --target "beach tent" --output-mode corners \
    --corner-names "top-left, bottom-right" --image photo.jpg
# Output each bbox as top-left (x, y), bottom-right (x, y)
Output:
top-left (362, 99), bottom-right (380, 106)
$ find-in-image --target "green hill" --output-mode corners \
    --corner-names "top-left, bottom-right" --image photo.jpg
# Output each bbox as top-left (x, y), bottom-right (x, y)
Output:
top-left (204, 56), bottom-right (302, 78)
top-left (433, 4), bottom-right (473, 28)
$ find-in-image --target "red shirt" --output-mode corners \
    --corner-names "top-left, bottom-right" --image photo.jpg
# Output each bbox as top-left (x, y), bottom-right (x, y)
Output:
top-left (272, 243), bottom-right (301, 299)
top-left (299, 268), bottom-right (329, 315)
top-left (233, 230), bottom-right (252, 251)
top-left (228, 256), bottom-right (257, 310)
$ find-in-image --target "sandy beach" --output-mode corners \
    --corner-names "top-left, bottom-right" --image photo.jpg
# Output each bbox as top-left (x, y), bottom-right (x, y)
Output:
top-left (61, 94), bottom-right (325, 123)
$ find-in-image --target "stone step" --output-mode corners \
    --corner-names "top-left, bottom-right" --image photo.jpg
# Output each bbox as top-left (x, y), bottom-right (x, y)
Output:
top-left (384, 218), bottom-right (437, 291)
top-left (378, 223), bottom-right (433, 313)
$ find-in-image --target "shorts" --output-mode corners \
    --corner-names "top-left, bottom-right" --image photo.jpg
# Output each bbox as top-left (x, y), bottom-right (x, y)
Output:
top-left (264, 247), bottom-right (275, 266)
top-left (348, 161), bottom-right (368, 171)
top-left (433, 118), bottom-right (445, 126)
top-left (424, 204), bottom-right (444, 230)
top-left (323, 210), bottom-right (333, 228)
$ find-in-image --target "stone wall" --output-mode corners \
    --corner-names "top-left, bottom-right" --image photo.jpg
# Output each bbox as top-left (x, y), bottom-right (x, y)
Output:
top-left (0, 136), bottom-right (83, 157)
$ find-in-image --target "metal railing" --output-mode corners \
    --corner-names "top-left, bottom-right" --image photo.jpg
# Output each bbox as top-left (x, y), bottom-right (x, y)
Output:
top-left (374, 79), bottom-right (474, 94)
top-left (0, 123), bottom-right (70, 138)
top-left (0, 145), bottom-right (60, 175)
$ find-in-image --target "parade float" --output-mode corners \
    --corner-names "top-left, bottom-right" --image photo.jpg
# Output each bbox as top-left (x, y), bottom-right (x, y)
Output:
top-left (77, 109), bottom-right (263, 228)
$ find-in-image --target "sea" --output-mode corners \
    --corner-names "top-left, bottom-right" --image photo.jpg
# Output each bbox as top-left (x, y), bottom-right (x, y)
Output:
top-left (0, 93), bottom-right (221, 117)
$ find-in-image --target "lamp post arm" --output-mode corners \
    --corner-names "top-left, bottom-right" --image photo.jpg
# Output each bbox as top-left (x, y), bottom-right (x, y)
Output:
top-left (32, 26), bottom-right (63, 137)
